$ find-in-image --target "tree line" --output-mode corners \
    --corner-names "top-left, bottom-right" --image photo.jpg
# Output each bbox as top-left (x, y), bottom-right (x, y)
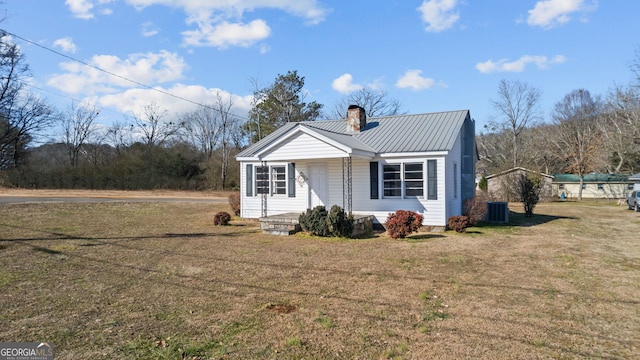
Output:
top-left (478, 55), bottom-right (640, 201)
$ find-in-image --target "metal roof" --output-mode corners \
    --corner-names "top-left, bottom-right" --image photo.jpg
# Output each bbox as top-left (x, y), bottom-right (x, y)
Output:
top-left (237, 109), bottom-right (471, 158)
top-left (552, 174), bottom-right (633, 183)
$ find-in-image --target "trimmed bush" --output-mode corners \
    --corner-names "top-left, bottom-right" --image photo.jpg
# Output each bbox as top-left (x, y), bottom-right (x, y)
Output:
top-left (447, 215), bottom-right (469, 233)
top-left (326, 205), bottom-right (354, 238)
top-left (228, 192), bottom-right (241, 216)
top-left (299, 206), bottom-right (330, 237)
top-left (299, 205), bottom-right (355, 237)
top-left (385, 210), bottom-right (423, 239)
top-left (463, 197), bottom-right (488, 226)
top-left (214, 211), bottom-right (231, 226)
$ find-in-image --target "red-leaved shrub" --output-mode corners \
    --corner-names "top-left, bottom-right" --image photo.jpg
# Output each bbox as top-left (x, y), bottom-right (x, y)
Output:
top-left (228, 192), bottom-right (241, 216)
top-left (447, 215), bottom-right (469, 233)
top-left (385, 210), bottom-right (423, 239)
top-left (214, 211), bottom-right (231, 226)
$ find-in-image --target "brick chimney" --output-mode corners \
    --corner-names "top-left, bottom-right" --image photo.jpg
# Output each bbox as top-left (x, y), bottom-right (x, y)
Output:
top-left (346, 105), bottom-right (366, 132)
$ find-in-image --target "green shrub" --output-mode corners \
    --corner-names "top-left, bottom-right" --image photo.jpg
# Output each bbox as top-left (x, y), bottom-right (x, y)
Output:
top-left (228, 192), bottom-right (241, 216)
top-left (214, 211), bottom-right (231, 226)
top-left (299, 205), bottom-right (354, 237)
top-left (299, 206), bottom-right (330, 236)
top-left (478, 174), bottom-right (488, 192)
top-left (447, 215), bottom-right (469, 232)
top-left (327, 205), bottom-right (354, 238)
top-left (385, 210), bottom-right (423, 239)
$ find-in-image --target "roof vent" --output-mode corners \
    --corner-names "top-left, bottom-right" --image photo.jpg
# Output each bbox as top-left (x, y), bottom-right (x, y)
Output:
top-left (346, 105), bottom-right (366, 132)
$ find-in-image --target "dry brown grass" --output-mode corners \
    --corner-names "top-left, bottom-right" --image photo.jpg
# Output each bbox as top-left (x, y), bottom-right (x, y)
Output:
top-left (0, 196), bottom-right (639, 359)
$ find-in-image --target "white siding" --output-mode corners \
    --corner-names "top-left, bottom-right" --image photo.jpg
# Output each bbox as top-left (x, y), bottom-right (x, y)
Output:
top-left (240, 161), bottom-right (309, 218)
top-left (261, 132), bottom-right (346, 161)
top-left (240, 155), bottom-right (453, 227)
top-left (350, 157), bottom-right (448, 227)
top-left (555, 183), bottom-right (633, 199)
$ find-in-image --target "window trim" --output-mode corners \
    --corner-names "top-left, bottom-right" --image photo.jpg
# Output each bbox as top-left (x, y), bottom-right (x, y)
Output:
top-left (379, 160), bottom-right (432, 200)
top-left (404, 162), bottom-right (424, 198)
top-left (253, 164), bottom-right (290, 197)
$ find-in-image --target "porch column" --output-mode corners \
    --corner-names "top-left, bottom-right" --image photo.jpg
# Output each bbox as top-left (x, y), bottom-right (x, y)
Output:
top-left (342, 157), bottom-right (352, 214)
top-left (261, 161), bottom-right (267, 218)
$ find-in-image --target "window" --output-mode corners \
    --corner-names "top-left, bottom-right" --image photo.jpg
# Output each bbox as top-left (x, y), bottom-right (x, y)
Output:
top-left (383, 164), bottom-right (402, 197)
top-left (427, 160), bottom-right (437, 200)
top-left (453, 163), bottom-right (458, 199)
top-left (256, 166), bottom-right (269, 194)
top-left (382, 163), bottom-right (424, 198)
top-left (254, 165), bottom-right (289, 196)
top-left (404, 163), bottom-right (423, 197)
top-left (271, 166), bottom-right (286, 195)
top-left (581, 183), bottom-right (586, 190)
top-left (628, 184), bottom-right (634, 190)
top-left (559, 184), bottom-right (565, 190)
top-left (597, 183), bottom-right (604, 190)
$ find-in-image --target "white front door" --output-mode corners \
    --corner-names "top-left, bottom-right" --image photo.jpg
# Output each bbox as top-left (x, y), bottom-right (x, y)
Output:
top-left (308, 164), bottom-right (328, 209)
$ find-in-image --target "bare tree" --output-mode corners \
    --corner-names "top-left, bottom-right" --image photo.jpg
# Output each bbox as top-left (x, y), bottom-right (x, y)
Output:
top-left (599, 85), bottom-right (640, 173)
top-left (62, 103), bottom-right (100, 167)
top-left (0, 93), bottom-right (54, 169)
top-left (133, 102), bottom-right (181, 147)
top-left (552, 89), bottom-right (602, 200)
top-left (0, 32), bottom-right (55, 169)
top-left (213, 92), bottom-right (240, 190)
top-left (182, 105), bottom-right (222, 161)
top-left (490, 79), bottom-right (542, 168)
top-left (105, 118), bottom-right (134, 154)
top-left (326, 88), bottom-right (403, 119)
top-left (0, 31), bottom-right (28, 114)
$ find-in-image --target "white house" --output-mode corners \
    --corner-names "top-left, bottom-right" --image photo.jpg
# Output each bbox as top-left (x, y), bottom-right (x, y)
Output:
top-left (235, 106), bottom-right (477, 227)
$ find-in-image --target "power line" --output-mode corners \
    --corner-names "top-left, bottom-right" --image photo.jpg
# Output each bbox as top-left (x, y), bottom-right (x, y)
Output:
top-left (2, 29), bottom-right (249, 121)
top-left (21, 81), bottom-right (137, 121)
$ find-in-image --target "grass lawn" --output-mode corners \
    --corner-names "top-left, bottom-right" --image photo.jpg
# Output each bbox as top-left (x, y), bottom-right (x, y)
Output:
top-left (1, 198), bottom-right (639, 359)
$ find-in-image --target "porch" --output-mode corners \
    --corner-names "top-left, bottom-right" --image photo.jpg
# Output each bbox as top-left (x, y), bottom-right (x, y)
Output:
top-left (259, 212), bottom-right (375, 237)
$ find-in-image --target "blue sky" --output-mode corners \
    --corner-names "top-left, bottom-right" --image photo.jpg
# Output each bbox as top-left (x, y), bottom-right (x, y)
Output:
top-left (4, 0), bottom-right (640, 134)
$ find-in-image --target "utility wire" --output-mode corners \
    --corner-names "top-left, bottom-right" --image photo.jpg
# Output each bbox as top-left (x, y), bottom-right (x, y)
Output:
top-left (2, 29), bottom-right (249, 121)
top-left (21, 81), bottom-right (137, 121)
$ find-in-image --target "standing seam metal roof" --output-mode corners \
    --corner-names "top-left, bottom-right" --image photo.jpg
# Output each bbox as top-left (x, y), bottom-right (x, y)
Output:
top-left (236, 110), bottom-right (470, 157)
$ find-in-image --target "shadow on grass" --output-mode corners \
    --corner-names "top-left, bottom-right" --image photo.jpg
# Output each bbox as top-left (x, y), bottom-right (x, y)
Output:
top-left (0, 223), bottom-right (259, 243)
top-left (402, 234), bottom-right (445, 242)
top-left (477, 210), bottom-right (578, 229)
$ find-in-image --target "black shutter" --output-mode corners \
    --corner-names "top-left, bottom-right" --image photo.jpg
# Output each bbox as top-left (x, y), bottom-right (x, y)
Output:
top-left (288, 163), bottom-right (296, 198)
top-left (370, 161), bottom-right (379, 199)
top-left (246, 164), bottom-right (253, 197)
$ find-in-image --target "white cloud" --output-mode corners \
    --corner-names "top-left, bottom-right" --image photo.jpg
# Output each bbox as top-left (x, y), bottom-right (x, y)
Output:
top-left (182, 19), bottom-right (271, 48)
top-left (331, 74), bottom-right (363, 94)
top-left (527, 0), bottom-right (596, 29)
top-left (65, 0), bottom-right (114, 19)
top-left (47, 50), bottom-right (188, 94)
top-left (476, 54), bottom-right (566, 73)
top-left (141, 21), bottom-right (160, 37)
top-left (53, 37), bottom-right (77, 53)
top-left (124, 0), bottom-right (328, 48)
top-left (417, 0), bottom-right (460, 33)
top-left (395, 70), bottom-right (435, 91)
top-left (95, 84), bottom-right (253, 118)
